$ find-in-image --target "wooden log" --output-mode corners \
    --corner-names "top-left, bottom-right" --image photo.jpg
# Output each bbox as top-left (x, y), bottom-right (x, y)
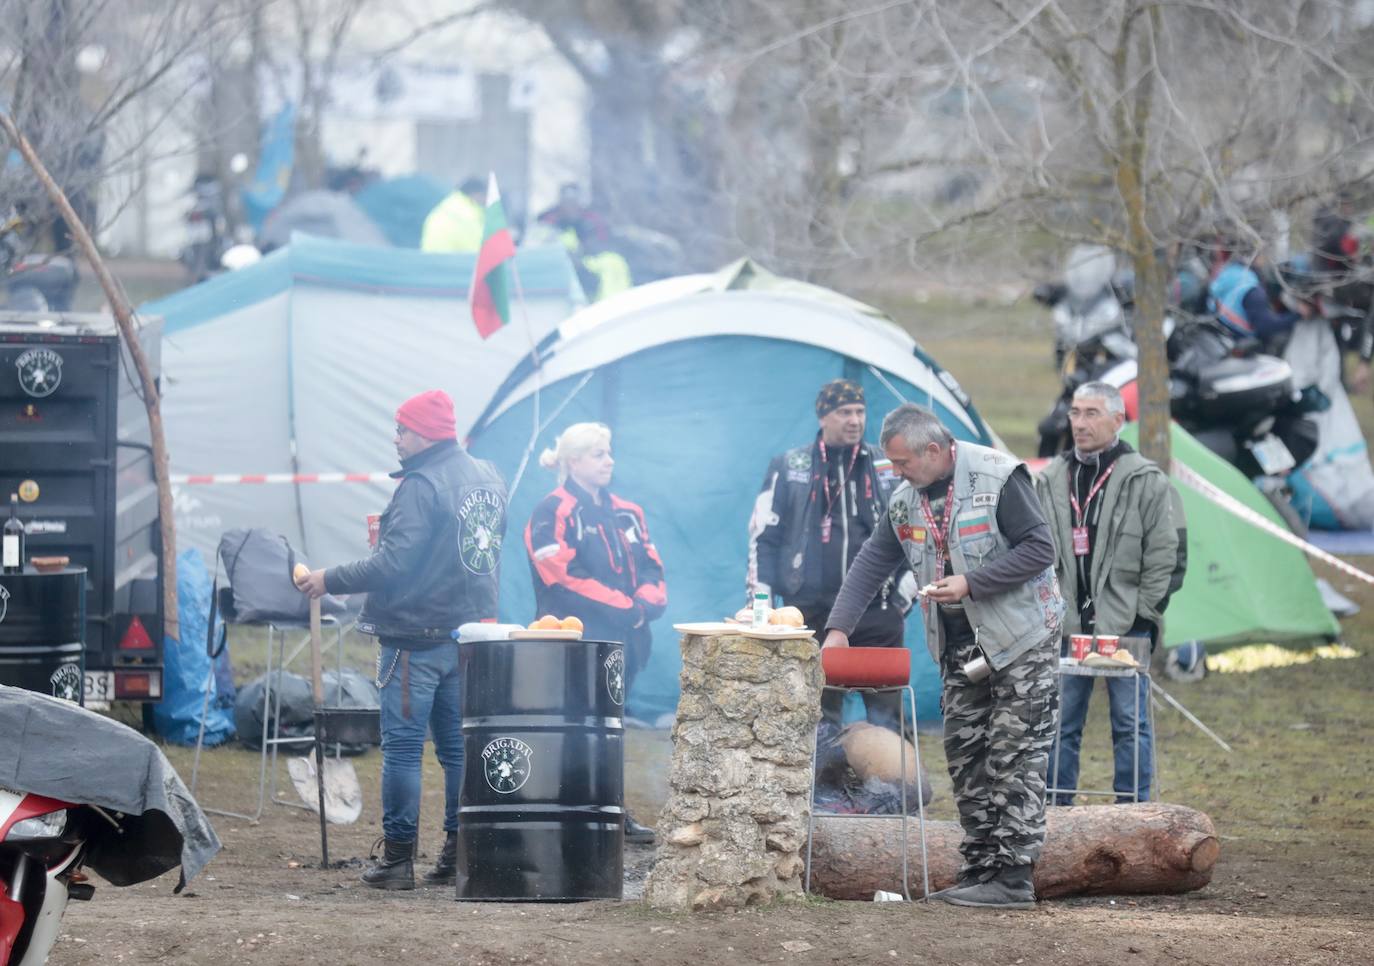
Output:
top-left (807, 802), bottom-right (1219, 900)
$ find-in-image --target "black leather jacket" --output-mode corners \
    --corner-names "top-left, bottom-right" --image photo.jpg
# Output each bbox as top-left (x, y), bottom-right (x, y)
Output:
top-left (326, 440), bottom-right (508, 647)
top-left (749, 436), bottom-right (908, 609)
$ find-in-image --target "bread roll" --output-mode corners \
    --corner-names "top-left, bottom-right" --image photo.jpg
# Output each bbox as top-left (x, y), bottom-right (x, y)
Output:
top-left (769, 605), bottom-right (805, 627)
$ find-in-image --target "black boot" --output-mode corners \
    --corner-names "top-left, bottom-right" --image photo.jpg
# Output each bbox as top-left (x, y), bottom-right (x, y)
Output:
top-left (624, 812), bottom-right (656, 844)
top-left (361, 837), bottom-right (414, 891)
top-left (935, 864), bottom-right (1036, 909)
top-left (927, 865), bottom-right (993, 899)
top-left (422, 832), bottom-right (458, 886)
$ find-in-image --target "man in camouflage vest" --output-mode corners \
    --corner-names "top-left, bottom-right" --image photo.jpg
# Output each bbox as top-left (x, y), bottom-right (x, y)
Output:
top-left (824, 403), bottom-right (1063, 908)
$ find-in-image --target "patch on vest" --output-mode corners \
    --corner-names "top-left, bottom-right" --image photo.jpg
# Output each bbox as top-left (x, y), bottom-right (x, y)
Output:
top-left (458, 487), bottom-right (505, 575)
top-left (896, 524), bottom-right (926, 544)
top-left (787, 450), bottom-right (812, 472)
top-left (971, 492), bottom-right (997, 508)
top-left (889, 501), bottom-right (910, 526)
top-left (957, 512), bottom-right (991, 539)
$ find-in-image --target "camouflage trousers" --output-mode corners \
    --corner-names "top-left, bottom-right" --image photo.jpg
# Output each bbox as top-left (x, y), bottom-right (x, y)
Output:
top-left (941, 635), bottom-right (1059, 875)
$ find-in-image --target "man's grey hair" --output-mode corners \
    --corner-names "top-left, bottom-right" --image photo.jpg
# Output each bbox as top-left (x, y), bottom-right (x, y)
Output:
top-left (1072, 381), bottom-right (1126, 417)
top-left (880, 403), bottom-right (954, 451)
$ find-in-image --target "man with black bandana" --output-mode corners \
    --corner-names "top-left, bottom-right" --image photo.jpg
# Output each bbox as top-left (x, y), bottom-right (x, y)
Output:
top-left (824, 403), bottom-right (1063, 909)
top-left (1035, 381), bottom-right (1183, 805)
top-left (748, 379), bottom-right (913, 734)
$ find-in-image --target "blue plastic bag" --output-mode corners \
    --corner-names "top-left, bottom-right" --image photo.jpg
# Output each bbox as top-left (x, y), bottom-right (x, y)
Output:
top-left (151, 550), bottom-right (236, 746)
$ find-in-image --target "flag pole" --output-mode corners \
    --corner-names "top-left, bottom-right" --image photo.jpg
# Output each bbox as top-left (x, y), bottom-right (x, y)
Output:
top-left (507, 218), bottom-right (543, 501)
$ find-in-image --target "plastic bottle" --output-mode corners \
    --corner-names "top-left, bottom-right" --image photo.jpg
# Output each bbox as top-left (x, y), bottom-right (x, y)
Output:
top-left (751, 591), bottom-right (770, 628)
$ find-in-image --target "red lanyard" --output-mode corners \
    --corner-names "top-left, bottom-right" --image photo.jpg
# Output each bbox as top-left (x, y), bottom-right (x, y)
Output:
top-left (1069, 461), bottom-right (1117, 528)
top-left (818, 440), bottom-right (861, 520)
top-left (917, 441), bottom-right (957, 576)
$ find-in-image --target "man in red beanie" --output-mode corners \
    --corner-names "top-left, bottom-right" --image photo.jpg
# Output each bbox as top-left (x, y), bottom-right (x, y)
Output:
top-left (296, 389), bottom-right (508, 891)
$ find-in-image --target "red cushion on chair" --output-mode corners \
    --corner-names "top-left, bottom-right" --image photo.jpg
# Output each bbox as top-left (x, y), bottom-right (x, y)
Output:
top-left (821, 647), bottom-right (910, 688)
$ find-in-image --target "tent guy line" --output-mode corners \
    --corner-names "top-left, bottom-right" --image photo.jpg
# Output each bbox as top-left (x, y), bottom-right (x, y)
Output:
top-left (1171, 459), bottom-right (1374, 588)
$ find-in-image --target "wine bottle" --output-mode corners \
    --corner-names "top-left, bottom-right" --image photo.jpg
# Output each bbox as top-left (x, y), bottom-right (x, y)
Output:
top-left (2, 493), bottom-right (24, 574)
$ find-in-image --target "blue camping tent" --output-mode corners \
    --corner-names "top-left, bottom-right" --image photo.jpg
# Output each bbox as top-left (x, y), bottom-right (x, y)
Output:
top-left (467, 260), bottom-right (999, 723)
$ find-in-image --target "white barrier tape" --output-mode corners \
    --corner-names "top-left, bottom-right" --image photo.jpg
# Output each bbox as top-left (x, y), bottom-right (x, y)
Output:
top-left (170, 472), bottom-right (393, 485)
top-left (1170, 458), bottom-right (1374, 588)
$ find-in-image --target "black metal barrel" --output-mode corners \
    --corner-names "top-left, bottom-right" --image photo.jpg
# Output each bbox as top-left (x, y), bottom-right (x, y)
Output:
top-left (0, 566), bottom-right (87, 702)
top-left (456, 636), bottom-right (625, 901)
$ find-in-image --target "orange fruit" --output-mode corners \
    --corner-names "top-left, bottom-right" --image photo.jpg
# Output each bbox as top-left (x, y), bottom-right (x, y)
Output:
top-left (532, 615), bottom-right (561, 630)
top-left (560, 616), bottom-right (584, 633)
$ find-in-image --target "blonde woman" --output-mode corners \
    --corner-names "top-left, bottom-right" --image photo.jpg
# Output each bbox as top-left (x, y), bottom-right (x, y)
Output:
top-left (524, 422), bottom-right (666, 842)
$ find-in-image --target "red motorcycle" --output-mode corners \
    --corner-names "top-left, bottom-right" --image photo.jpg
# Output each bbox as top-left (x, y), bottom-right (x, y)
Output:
top-left (0, 685), bottom-right (221, 966)
top-left (0, 789), bottom-right (98, 966)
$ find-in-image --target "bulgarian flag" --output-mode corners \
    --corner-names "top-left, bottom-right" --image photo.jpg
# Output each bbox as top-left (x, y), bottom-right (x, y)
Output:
top-left (469, 173), bottom-right (516, 339)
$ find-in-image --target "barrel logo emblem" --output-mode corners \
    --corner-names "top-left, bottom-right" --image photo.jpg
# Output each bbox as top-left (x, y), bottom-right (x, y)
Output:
top-left (605, 649), bottom-right (625, 706)
top-left (482, 737), bottom-right (533, 794)
top-left (49, 664), bottom-right (80, 702)
top-left (16, 348), bottom-right (63, 398)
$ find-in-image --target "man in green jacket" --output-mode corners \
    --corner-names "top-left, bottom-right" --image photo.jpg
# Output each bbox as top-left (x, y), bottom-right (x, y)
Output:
top-left (1034, 381), bottom-right (1183, 803)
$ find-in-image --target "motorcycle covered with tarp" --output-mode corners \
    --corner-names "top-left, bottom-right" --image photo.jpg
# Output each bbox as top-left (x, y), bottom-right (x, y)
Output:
top-left (0, 685), bottom-right (220, 965)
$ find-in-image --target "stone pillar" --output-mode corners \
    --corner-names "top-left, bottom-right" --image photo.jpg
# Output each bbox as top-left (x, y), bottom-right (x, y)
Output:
top-left (644, 632), bottom-right (823, 910)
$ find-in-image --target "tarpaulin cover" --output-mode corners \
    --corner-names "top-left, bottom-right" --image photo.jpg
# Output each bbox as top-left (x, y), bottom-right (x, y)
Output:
top-left (0, 685), bottom-right (221, 889)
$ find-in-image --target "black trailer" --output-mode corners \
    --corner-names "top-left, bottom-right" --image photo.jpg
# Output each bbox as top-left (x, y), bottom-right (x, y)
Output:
top-left (0, 311), bottom-right (163, 704)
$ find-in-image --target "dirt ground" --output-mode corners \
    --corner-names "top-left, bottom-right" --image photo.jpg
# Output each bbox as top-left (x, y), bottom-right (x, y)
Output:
top-left (47, 271), bottom-right (1374, 964)
top-left (51, 616), bottom-right (1374, 966)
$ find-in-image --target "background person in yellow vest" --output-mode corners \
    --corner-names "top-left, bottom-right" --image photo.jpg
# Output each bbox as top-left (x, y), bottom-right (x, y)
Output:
top-left (535, 182), bottom-right (632, 300)
top-left (421, 177), bottom-right (486, 253)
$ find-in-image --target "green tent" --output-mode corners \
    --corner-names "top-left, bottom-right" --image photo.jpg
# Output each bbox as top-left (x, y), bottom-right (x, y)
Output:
top-left (1120, 423), bottom-right (1340, 649)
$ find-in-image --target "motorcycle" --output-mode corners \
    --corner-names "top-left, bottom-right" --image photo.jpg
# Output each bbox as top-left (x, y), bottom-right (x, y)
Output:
top-left (1036, 311), bottom-right (1320, 534)
top-left (0, 685), bottom-right (221, 966)
top-left (0, 790), bottom-right (97, 966)
top-left (0, 208), bottom-right (78, 311)
top-left (179, 174), bottom-right (230, 283)
top-left (1033, 244), bottom-right (1138, 372)
top-left (4, 256), bottom-right (77, 312)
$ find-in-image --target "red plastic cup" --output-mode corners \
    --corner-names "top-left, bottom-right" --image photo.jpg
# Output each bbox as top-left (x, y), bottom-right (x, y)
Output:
top-left (367, 513), bottom-right (381, 549)
top-left (1095, 635), bottom-right (1120, 657)
top-left (1069, 634), bottom-right (1093, 660)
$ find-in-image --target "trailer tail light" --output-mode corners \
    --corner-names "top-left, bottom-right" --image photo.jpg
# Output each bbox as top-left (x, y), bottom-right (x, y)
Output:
top-left (117, 616), bottom-right (156, 651)
top-left (114, 670), bottom-right (161, 700)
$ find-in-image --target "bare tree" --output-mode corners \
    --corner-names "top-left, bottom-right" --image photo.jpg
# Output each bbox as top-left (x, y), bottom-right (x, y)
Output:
top-left (524, 1), bottom-right (1374, 463)
top-left (1, 0), bottom-right (262, 637)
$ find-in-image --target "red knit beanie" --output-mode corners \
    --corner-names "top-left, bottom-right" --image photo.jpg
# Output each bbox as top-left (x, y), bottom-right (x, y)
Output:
top-left (396, 390), bottom-right (457, 441)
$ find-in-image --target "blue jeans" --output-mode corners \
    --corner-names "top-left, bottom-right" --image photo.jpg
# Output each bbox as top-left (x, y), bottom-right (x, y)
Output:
top-left (1049, 669), bottom-right (1152, 804)
top-left (377, 643), bottom-right (464, 843)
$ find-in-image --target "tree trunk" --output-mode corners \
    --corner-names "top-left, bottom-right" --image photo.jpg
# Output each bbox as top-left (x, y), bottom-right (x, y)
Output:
top-left (1131, 247), bottom-right (1172, 465)
top-left (0, 113), bottom-right (180, 640)
top-left (806, 802), bottom-right (1218, 900)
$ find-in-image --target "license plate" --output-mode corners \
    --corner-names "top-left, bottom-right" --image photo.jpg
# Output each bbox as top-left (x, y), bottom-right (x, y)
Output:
top-left (1249, 434), bottom-right (1296, 475)
top-left (83, 670), bottom-right (114, 703)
